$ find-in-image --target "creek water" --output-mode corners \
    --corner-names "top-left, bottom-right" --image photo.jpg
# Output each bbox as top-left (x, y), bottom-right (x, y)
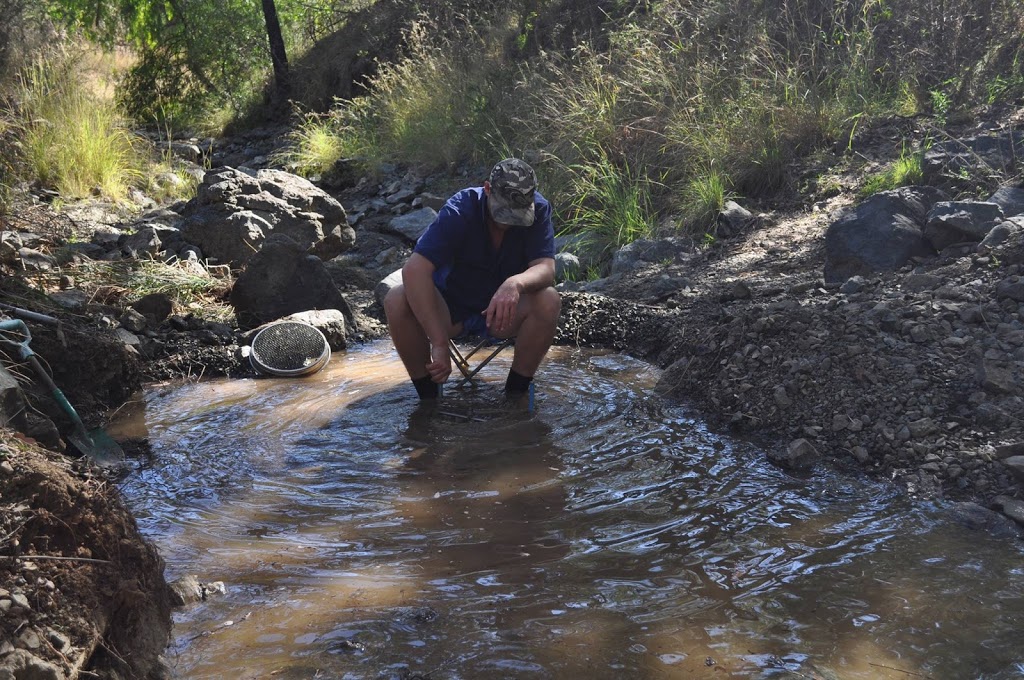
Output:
top-left (110, 342), bottom-right (1024, 680)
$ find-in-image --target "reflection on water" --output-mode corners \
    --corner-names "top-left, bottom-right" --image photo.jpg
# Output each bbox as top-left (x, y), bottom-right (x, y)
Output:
top-left (112, 342), bottom-right (1024, 679)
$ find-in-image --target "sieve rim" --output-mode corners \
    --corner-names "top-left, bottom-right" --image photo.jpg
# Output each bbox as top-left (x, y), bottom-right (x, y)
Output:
top-left (249, 321), bottom-right (331, 377)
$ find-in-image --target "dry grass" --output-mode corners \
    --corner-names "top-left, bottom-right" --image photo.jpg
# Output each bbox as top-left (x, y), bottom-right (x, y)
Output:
top-left (69, 259), bottom-right (234, 323)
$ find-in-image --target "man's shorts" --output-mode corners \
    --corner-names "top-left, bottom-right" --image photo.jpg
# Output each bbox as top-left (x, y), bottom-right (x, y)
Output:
top-left (442, 292), bottom-right (488, 339)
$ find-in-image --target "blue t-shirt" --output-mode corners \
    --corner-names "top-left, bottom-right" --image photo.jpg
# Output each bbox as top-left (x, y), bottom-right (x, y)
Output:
top-left (414, 187), bottom-right (555, 319)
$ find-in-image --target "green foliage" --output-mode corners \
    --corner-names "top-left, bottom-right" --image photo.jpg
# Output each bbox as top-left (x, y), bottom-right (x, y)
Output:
top-left (274, 115), bottom-right (347, 176)
top-left (562, 151), bottom-right (657, 259)
top-left (985, 51), bottom-right (1024, 104)
top-left (46, 0), bottom-right (350, 129)
top-left (860, 147), bottom-right (925, 196)
top-left (929, 84), bottom-right (954, 124)
top-left (272, 0), bottom-right (1023, 256)
top-left (122, 0), bottom-right (271, 129)
top-left (1, 48), bottom-right (202, 206)
top-left (314, 20), bottom-right (511, 169)
top-left (681, 169), bottom-right (730, 233)
top-left (36, 0), bottom-right (1021, 242)
top-left (13, 52), bottom-right (144, 200)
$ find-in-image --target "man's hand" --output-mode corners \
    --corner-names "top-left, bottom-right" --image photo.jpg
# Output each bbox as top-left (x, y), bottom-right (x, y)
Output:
top-left (485, 279), bottom-right (521, 334)
top-left (425, 343), bottom-right (451, 383)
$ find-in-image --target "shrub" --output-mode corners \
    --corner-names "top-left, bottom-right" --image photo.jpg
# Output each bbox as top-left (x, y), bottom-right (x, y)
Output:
top-left (15, 52), bottom-right (144, 200)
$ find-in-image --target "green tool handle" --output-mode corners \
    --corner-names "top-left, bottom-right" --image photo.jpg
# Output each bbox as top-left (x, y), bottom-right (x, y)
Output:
top-left (27, 354), bottom-right (91, 437)
top-left (0, 303), bottom-right (59, 326)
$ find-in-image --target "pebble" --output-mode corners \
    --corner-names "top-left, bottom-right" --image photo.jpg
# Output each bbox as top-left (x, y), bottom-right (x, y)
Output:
top-left (0, 461), bottom-right (13, 474)
top-left (11, 593), bottom-right (30, 610)
top-left (45, 627), bottom-right (71, 652)
top-left (18, 628), bottom-right (41, 650)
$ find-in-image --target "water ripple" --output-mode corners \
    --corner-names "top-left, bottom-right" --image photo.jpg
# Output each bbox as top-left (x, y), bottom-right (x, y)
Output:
top-left (115, 343), bottom-right (1024, 680)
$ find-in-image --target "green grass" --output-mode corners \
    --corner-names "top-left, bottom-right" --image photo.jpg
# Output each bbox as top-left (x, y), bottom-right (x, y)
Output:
top-left (311, 21), bottom-right (508, 171)
top-left (15, 54), bottom-right (145, 201)
top-left (2, 50), bottom-right (203, 206)
top-left (145, 159), bottom-right (200, 204)
top-left (274, 115), bottom-right (347, 176)
top-left (282, 0), bottom-right (1022, 254)
top-left (562, 152), bottom-right (657, 259)
top-left (72, 259), bottom-right (233, 321)
top-left (860, 147), bottom-right (925, 197)
top-left (681, 169), bottom-right (731, 234)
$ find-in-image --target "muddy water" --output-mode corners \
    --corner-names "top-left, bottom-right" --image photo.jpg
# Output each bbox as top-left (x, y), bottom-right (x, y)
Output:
top-left (111, 342), bottom-right (1024, 680)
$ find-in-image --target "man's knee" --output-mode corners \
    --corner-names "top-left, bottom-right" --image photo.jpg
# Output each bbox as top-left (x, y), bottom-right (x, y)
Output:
top-left (534, 287), bottom-right (561, 325)
top-left (383, 284), bottom-right (410, 322)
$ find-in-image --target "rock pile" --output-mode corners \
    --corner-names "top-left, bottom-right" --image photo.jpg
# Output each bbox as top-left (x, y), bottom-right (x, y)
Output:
top-left (652, 225), bottom-right (1024, 505)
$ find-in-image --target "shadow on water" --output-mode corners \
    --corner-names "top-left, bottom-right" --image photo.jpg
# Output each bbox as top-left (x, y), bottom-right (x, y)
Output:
top-left (111, 343), bottom-right (1024, 680)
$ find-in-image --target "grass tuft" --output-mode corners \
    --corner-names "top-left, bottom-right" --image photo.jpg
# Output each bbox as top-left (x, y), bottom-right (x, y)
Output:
top-left (860, 147), bottom-right (925, 196)
top-left (274, 114), bottom-right (347, 177)
top-left (562, 152), bottom-right (657, 260)
top-left (681, 169), bottom-right (731, 234)
top-left (14, 52), bottom-right (145, 201)
top-left (72, 259), bottom-right (233, 322)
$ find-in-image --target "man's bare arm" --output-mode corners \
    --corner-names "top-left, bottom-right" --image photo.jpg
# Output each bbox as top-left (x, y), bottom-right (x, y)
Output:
top-left (485, 257), bottom-right (556, 333)
top-left (402, 253), bottom-right (452, 382)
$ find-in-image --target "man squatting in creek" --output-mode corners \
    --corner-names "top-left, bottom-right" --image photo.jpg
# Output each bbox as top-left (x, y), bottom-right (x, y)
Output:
top-left (384, 158), bottom-right (561, 399)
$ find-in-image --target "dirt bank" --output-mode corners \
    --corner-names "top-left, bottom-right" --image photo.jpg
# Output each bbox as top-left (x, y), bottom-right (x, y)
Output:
top-left (555, 192), bottom-right (1024, 508)
top-left (0, 431), bottom-right (173, 680)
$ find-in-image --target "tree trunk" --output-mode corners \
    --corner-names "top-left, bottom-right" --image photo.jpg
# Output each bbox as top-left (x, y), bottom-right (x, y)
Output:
top-left (260, 0), bottom-right (290, 108)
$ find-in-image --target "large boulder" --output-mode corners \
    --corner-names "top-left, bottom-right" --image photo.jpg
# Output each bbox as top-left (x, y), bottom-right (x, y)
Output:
top-left (182, 208), bottom-right (270, 267)
top-left (230, 234), bottom-right (355, 330)
top-left (610, 236), bottom-right (694, 276)
top-left (988, 185), bottom-right (1024, 218)
top-left (823, 187), bottom-right (946, 283)
top-left (923, 131), bottom-right (1024, 186)
top-left (180, 167), bottom-right (352, 267)
top-left (923, 200), bottom-right (1005, 251)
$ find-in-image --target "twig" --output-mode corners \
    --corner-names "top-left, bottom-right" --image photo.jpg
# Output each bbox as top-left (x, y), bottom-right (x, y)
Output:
top-left (0, 555), bottom-right (111, 565)
top-left (0, 516), bottom-right (33, 547)
top-left (868, 662), bottom-right (933, 678)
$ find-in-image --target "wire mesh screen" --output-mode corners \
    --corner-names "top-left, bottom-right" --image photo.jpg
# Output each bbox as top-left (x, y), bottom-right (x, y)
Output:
top-left (250, 321), bottom-right (331, 377)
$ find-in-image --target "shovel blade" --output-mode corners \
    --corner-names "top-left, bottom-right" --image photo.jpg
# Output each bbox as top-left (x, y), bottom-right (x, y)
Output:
top-left (67, 428), bottom-right (125, 467)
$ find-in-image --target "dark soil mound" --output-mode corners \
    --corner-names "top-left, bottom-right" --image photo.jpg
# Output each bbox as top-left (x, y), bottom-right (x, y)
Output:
top-left (0, 432), bottom-right (173, 679)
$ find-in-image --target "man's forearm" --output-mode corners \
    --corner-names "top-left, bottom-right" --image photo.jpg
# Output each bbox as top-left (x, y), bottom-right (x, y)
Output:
top-left (509, 258), bottom-right (556, 293)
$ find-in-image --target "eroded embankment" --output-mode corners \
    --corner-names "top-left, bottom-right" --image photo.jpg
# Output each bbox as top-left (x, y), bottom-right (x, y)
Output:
top-left (0, 431), bottom-right (173, 679)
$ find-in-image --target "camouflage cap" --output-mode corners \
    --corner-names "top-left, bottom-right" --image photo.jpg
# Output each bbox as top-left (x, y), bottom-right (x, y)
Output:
top-left (487, 158), bottom-right (537, 227)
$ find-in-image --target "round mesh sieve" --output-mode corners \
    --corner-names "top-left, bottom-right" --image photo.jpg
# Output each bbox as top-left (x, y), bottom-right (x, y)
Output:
top-left (250, 321), bottom-right (331, 377)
